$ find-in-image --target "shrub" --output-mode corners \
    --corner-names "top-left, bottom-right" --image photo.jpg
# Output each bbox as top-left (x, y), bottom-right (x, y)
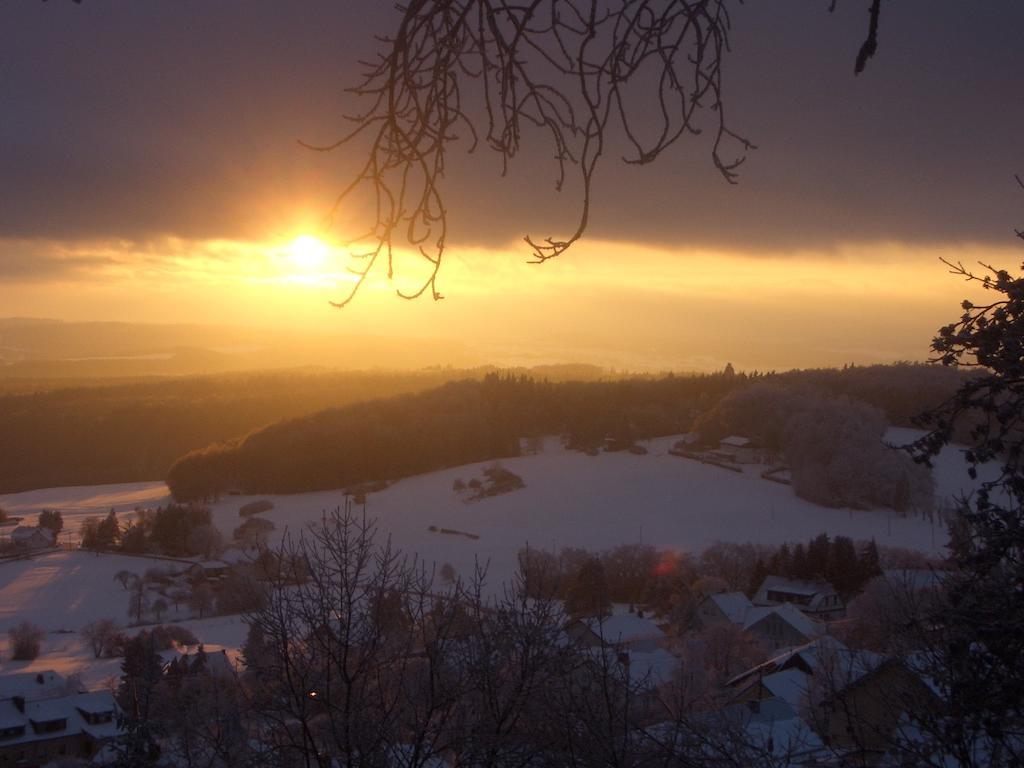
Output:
top-left (216, 572), bottom-right (267, 615)
top-left (239, 500), bottom-right (274, 517)
top-left (9, 622), bottom-right (45, 660)
top-left (233, 517), bottom-right (275, 549)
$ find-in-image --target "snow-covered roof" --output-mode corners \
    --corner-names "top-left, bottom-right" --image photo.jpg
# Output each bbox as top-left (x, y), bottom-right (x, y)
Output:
top-left (760, 668), bottom-right (810, 710)
top-left (756, 575), bottom-right (835, 598)
top-left (743, 602), bottom-right (820, 639)
top-left (0, 670), bottom-right (68, 701)
top-left (706, 591), bottom-right (753, 624)
top-left (0, 690), bottom-right (121, 747)
top-left (9, 525), bottom-right (55, 545)
top-left (628, 647), bottom-right (681, 687)
top-left (583, 605), bottom-right (665, 645)
top-left (719, 436), bottom-right (752, 448)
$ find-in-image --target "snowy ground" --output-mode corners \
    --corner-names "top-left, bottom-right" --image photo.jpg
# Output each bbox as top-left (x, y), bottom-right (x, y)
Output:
top-left (199, 433), bottom-right (955, 593)
top-left (0, 429), bottom-right (987, 684)
top-left (0, 606), bottom-right (248, 691)
top-left (0, 482), bottom-right (172, 540)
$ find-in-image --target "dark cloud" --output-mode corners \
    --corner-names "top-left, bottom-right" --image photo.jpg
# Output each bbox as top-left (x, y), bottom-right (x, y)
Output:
top-left (0, 241), bottom-right (118, 280)
top-left (1, 1), bottom-right (1021, 251)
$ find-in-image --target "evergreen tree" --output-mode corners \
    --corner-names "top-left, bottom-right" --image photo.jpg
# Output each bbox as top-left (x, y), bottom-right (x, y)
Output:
top-left (38, 509), bottom-right (63, 535)
top-left (564, 557), bottom-right (612, 619)
top-left (746, 558), bottom-right (769, 598)
top-left (858, 539), bottom-right (882, 585)
top-left (791, 543), bottom-right (809, 580)
top-left (115, 632), bottom-right (164, 766)
top-left (806, 532), bottom-right (831, 578)
top-left (827, 535), bottom-right (860, 596)
top-left (96, 509), bottom-right (120, 549)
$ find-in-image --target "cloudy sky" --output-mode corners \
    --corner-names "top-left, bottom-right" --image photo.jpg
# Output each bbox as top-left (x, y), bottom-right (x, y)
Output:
top-left (1, 1), bottom-right (1021, 371)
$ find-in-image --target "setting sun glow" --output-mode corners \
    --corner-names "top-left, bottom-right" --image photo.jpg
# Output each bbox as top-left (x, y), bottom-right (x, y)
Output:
top-left (289, 235), bottom-right (329, 270)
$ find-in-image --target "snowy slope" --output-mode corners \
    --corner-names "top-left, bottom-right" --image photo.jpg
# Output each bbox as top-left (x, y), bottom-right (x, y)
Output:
top-left (0, 482), bottom-right (172, 538)
top-left (203, 433), bottom-right (952, 591)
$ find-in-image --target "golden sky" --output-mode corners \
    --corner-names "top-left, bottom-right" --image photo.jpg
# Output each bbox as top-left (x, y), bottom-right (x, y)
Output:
top-left (1, 1), bottom-right (1021, 372)
top-left (0, 232), bottom-right (1007, 372)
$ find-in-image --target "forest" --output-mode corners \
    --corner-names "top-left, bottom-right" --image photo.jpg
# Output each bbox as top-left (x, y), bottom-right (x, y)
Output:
top-left (0, 368), bottom-right (481, 493)
top-left (166, 363), bottom-right (968, 508)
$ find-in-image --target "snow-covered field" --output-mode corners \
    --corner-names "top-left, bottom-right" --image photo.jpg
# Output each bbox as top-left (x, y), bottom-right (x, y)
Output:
top-left (200, 434), bottom-right (956, 591)
top-left (0, 429), bottom-right (986, 683)
top-left (0, 481), bottom-right (172, 538)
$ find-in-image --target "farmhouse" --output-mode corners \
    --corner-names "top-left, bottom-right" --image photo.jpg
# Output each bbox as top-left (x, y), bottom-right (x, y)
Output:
top-left (753, 575), bottom-right (844, 619)
top-left (8, 526), bottom-right (55, 551)
top-left (0, 688), bottom-right (121, 767)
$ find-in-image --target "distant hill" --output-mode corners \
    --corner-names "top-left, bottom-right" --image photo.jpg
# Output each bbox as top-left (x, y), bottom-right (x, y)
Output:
top-left (0, 317), bottom-right (482, 376)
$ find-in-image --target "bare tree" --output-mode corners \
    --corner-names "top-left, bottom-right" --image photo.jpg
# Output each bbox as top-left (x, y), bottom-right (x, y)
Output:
top-left (189, 582), bottom-right (214, 620)
top-left (9, 622), bottom-right (45, 660)
top-left (312, 0), bottom-right (885, 306)
top-left (81, 618), bottom-right (121, 659)
top-left (114, 569), bottom-right (137, 590)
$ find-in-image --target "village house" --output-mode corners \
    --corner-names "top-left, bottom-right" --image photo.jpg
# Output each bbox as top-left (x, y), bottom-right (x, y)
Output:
top-left (566, 605), bottom-right (667, 653)
top-left (0, 682), bottom-right (121, 767)
top-left (695, 592), bottom-right (824, 652)
top-left (723, 635), bottom-right (936, 761)
top-left (0, 672), bottom-right (72, 703)
top-left (753, 575), bottom-right (845, 619)
top-left (694, 591), bottom-right (753, 630)
top-left (8, 526), bottom-right (55, 552)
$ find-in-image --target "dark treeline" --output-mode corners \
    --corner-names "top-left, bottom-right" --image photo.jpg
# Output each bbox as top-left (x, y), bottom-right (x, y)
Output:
top-left (166, 372), bottom-right (740, 500)
top-left (166, 363), bottom-right (966, 503)
top-left (81, 504), bottom-right (218, 558)
top-left (0, 368), bottom-right (486, 493)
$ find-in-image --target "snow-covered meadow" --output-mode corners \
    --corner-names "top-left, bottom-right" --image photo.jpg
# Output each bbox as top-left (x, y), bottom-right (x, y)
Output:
top-left (0, 429), bottom-right (986, 679)
top-left (4, 433), bottom-right (975, 610)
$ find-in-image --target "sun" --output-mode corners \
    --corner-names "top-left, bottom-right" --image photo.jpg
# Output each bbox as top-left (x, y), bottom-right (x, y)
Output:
top-left (288, 235), bottom-right (329, 270)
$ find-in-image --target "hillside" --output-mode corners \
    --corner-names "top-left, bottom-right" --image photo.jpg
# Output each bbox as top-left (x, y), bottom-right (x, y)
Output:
top-left (165, 364), bottom-right (969, 504)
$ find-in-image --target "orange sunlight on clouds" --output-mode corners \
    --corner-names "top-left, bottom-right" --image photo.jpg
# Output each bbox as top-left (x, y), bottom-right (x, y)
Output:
top-left (0, 234), bottom-right (1007, 372)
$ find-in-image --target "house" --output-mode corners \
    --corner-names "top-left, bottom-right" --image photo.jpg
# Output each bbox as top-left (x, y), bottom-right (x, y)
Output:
top-left (566, 604), bottom-right (667, 652)
top-left (9, 526), bottom-right (56, 551)
top-left (753, 575), bottom-right (844, 619)
top-left (724, 635), bottom-right (934, 759)
top-left (812, 654), bottom-right (937, 757)
top-left (0, 672), bottom-right (73, 703)
top-left (0, 689), bottom-right (122, 767)
top-left (695, 592), bottom-right (823, 652)
top-left (743, 603), bottom-right (821, 652)
top-left (695, 591), bottom-right (753, 630)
